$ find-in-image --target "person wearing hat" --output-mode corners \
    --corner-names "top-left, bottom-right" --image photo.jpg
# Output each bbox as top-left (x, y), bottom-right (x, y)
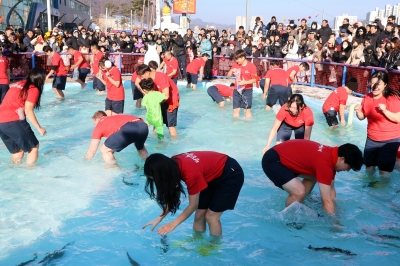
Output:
top-left (322, 77), bottom-right (358, 128)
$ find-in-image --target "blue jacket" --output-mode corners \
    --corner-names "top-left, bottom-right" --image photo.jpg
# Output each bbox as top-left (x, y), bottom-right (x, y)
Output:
top-left (23, 36), bottom-right (35, 52)
top-left (253, 22), bottom-right (267, 36)
top-left (199, 39), bottom-right (212, 59)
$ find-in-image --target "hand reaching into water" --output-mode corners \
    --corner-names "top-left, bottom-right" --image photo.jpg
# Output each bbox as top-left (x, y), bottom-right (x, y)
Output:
top-left (142, 217), bottom-right (162, 231)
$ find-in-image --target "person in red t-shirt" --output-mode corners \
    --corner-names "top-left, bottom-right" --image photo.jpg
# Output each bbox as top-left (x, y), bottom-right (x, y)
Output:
top-left (90, 45), bottom-right (106, 94)
top-left (85, 111), bottom-right (148, 163)
top-left (0, 50), bottom-right (10, 104)
top-left (131, 70), bottom-right (146, 108)
top-left (68, 46), bottom-right (90, 89)
top-left (186, 54), bottom-right (209, 90)
top-left (355, 71), bottom-right (400, 174)
top-left (262, 140), bottom-right (363, 214)
top-left (43, 46), bottom-right (68, 98)
top-left (142, 151), bottom-right (244, 236)
top-left (159, 51), bottom-right (179, 84)
top-left (262, 60), bottom-right (291, 111)
top-left (227, 49), bottom-right (257, 118)
top-left (96, 58), bottom-right (125, 115)
top-left (207, 83), bottom-right (234, 107)
top-left (322, 78), bottom-right (358, 128)
top-left (0, 68), bottom-right (47, 165)
top-left (263, 94), bottom-right (314, 153)
top-left (286, 62), bottom-right (310, 88)
top-left (137, 63), bottom-right (180, 137)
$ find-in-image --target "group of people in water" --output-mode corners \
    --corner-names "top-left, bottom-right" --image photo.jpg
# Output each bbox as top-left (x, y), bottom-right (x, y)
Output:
top-left (0, 46), bottom-right (399, 237)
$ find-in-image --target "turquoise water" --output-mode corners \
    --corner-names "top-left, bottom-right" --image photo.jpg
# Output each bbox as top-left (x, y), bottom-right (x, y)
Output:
top-left (0, 81), bottom-right (399, 265)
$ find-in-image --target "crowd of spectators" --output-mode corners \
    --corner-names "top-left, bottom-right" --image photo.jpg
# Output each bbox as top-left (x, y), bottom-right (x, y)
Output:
top-left (0, 15), bottom-right (399, 79)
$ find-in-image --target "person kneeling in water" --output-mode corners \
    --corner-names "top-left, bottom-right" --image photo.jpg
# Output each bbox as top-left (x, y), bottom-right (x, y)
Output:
top-left (142, 151), bottom-right (244, 236)
top-left (262, 140), bottom-right (363, 214)
top-left (85, 111), bottom-right (148, 163)
top-left (207, 83), bottom-right (234, 107)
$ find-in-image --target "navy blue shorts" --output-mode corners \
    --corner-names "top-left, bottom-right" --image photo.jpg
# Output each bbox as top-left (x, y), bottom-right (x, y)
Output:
top-left (266, 85), bottom-right (292, 107)
top-left (104, 121), bottom-right (149, 152)
top-left (161, 102), bottom-right (178, 127)
top-left (187, 72), bottom-right (198, 85)
top-left (262, 148), bottom-right (298, 189)
top-left (0, 84), bottom-right (10, 105)
top-left (276, 121), bottom-right (305, 142)
top-left (207, 85), bottom-right (224, 103)
top-left (131, 81), bottom-right (143, 100)
top-left (93, 77), bottom-right (106, 91)
top-left (324, 110), bottom-right (339, 127)
top-left (363, 137), bottom-right (400, 172)
top-left (259, 78), bottom-right (266, 92)
top-left (198, 157), bottom-right (244, 212)
top-left (171, 77), bottom-right (178, 85)
top-left (78, 68), bottom-right (90, 82)
top-left (105, 98), bottom-right (124, 114)
top-left (233, 89), bottom-right (252, 109)
top-left (52, 76), bottom-right (67, 91)
top-left (0, 120), bottom-right (39, 153)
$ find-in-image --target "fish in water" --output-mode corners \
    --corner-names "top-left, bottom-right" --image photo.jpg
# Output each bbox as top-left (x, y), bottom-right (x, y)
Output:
top-left (126, 252), bottom-right (140, 266)
top-left (38, 242), bottom-right (74, 265)
top-left (308, 245), bottom-right (356, 256)
top-left (286, 222), bottom-right (305, 230)
top-left (161, 235), bottom-right (169, 253)
top-left (122, 176), bottom-right (138, 187)
top-left (16, 253), bottom-right (37, 266)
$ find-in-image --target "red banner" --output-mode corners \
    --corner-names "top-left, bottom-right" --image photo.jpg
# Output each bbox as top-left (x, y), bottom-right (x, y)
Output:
top-left (173, 0), bottom-right (196, 14)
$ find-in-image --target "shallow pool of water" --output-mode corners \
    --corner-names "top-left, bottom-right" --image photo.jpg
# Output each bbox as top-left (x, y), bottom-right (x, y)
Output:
top-left (0, 81), bottom-right (399, 265)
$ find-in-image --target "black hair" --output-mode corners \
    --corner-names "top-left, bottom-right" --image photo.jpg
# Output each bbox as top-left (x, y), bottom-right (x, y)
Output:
top-left (300, 62), bottom-right (310, 71)
top-left (148, 60), bottom-right (158, 70)
top-left (136, 64), bottom-right (151, 75)
top-left (42, 46), bottom-right (53, 53)
top-left (370, 71), bottom-right (400, 98)
top-left (285, 94), bottom-right (306, 116)
top-left (234, 49), bottom-right (246, 59)
top-left (270, 60), bottom-right (280, 66)
top-left (139, 78), bottom-right (155, 91)
top-left (338, 144), bottom-right (363, 171)
top-left (91, 44), bottom-right (100, 50)
top-left (201, 53), bottom-right (210, 58)
top-left (20, 67), bottom-right (46, 109)
top-left (144, 153), bottom-right (186, 215)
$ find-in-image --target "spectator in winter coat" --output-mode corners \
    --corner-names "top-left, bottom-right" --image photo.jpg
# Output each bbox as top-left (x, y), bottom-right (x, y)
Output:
top-left (355, 26), bottom-right (367, 44)
top-left (253, 17), bottom-right (267, 36)
top-left (98, 36), bottom-right (109, 50)
top-left (360, 45), bottom-right (380, 67)
top-left (333, 40), bottom-right (352, 63)
top-left (339, 18), bottom-right (354, 36)
top-left (379, 23), bottom-right (394, 42)
top-left (200, 37), bottom-right (213, 80)
top-left (367, 23), bottom-right (381, 50)
top-left (65, 30), bottom-right (79, 50)
top-left (23, 30), bottom-right (35, 52)
top-left (77, 29), bottom-right (90, 49)
top-left (317, 20), bottom-right (332, 45)
top-left (346, 39), bottom-right (364, 65)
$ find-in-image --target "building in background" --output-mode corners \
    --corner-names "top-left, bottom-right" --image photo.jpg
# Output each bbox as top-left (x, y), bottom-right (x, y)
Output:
top-left (333, 14), bottom-right (358, 32)
top-left (236, 15), bottom-right (262, 31)
top-left (367, 4), bottom-right (400, 25)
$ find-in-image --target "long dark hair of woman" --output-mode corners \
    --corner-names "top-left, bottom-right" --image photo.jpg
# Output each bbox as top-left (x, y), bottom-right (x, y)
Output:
top-left (286, 94), bottom-right (306, 116)
top-left (371, 71), bottom-right (400, 98)
top-left (144, 153), bottom-right (186, 215)
top-left (20, 67), bottom-right (46, 109)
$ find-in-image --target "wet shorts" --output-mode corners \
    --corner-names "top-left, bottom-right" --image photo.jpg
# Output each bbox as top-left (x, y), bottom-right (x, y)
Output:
top-left (161, 102), bottom-right (178, 127)
top-left (207, 85), bottom-right (224, 103)
top-left (0, 84), bottom-right (10, 104)
top-left (52, 76), bottom-right (67, 91)
top-left (198, 157), bottom-right (244, 212)
top-left (262, 148), bottom-right (298, 189)
top-left (78, 68), bottom-right (90, 82)
top-left (324, 110), bottom-right (339, 127)
top-left (233, 89), bottom-right (252, 109)
top-left (104, 121), bottom-right (149, 152)
top-left (266, 85), bottom-right (292, 107)
top-left (259, 78), bottom-right (266, 92)
top-left (132, 81), bottom-right (143, 100)
top-left (187, 73), bottom-right (198, 85)
top-left (105, 98), bottom-right (124, 114)
top-left (0, 120), bottom-right (39, 153)
top-left (276, 122), bottom-right (305, 142)
top-left (93, 77), bottom-right (106, 91)
top-left (363, 137), bottom-right (400, 172)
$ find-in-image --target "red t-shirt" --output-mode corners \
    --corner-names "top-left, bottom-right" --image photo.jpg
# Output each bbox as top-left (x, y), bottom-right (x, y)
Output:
top-left (186, 58), bottom-right (206, 74)
top-left (322, 87), bottom-right (349, 113)
top-left (265, 67), bottom-right (288, 86)
top-left (73, 50), bottom-right (89, 69)
top-left (0, 81), bottom-right (40, 123)
top-left (92, 114), bottom-right (142, 139)
top-left (215, 84), bottom-right (234, 97)
top-left (104, 67), bottom-right (125, 101)
top-left (273, 140), bottom-right (338, 186)
top-left (131, 71), bottom-right (139, 82)
top-left (276, 104), bottom-right (314, 127)
top-left (361, 93), bottom-right (400, 141)
top-left (231, 61), bottom-right (257, 90)
top-left (51, 52), bottom-right (68, 76)
top-left (153, 71), bottom-right (180, 109)
top-left (286, 65), bottom-right (300, 85)
top-left (163, 57), bottom-right (179, 79)
top-left (0, 56), bottom-right (9, 85)
top-left (173, 151), bottom-right (228, 195)
top-left (92, 51), bottom-right (104, 75)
